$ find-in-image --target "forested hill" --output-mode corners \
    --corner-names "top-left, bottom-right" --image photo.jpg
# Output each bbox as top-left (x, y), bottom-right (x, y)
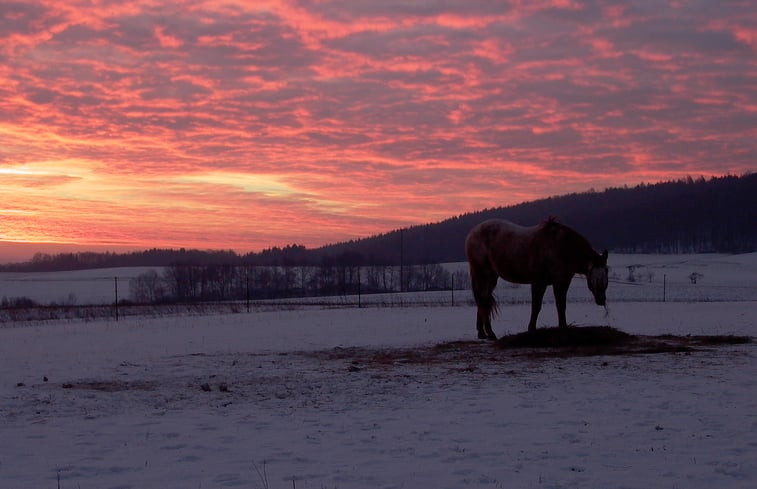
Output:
top-left (318, 174), bottom-right (757, 264)
top-left (3, 174), bottom-right (755, 272)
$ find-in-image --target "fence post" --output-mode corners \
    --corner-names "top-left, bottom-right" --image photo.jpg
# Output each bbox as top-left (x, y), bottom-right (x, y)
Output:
top-left (114, 276), bottom-right (119, 321)
top-left (246, 271), bottom-right (250, 313)
top-left (451, 274), bottom-right (455, 307)
top-left (663, 274), bottom-right (666, 302)
top-left (400, 229), bottom-right (404, 293)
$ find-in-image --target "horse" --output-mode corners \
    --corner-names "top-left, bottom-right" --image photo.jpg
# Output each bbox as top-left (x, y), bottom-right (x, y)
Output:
top-left (465, 217), bottom-right (608, 340)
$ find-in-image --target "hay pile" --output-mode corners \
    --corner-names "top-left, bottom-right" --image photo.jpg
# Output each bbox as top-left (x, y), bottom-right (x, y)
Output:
top-left (495, 326), bottom-right (751, 357)
top-left (496, 326), bottom-right (631, 349)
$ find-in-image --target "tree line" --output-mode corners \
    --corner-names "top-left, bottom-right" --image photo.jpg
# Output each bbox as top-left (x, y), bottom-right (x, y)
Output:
top-left (318, 173), bottom-right (757, 262)
top-left (129, 263), bottom-right (468, 304)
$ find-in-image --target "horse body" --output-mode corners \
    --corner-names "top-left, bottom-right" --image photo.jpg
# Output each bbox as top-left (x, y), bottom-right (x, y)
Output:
top-left (465, 218), bottom-right (608, 340)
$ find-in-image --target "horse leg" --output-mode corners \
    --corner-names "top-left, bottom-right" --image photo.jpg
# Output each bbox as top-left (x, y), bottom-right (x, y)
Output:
top-left (477, 308), bottom-right (498, 340)
top-left (471, 267), bottom-right (498, 340)
top-left (554, 281), bottom-right (570, 328)
top-left (527, 283), bottom-right (547, 332)
top-left (476, 307), bottom-right (487, 339)
top-left (483, 311), bottom-right (497, 341)
top-left (482, 273), bottom-right (498, 340)
top-left (470, 267), bottom-right (487, 339)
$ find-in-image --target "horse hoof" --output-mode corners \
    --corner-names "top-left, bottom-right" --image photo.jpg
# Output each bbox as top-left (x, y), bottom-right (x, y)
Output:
top-left (487, 334), bottom-right (498, 341)
top-left (477, 332), bottom-right (488, 340)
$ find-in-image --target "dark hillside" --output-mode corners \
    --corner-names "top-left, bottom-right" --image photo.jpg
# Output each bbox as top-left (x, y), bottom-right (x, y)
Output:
top-left (314, 174), bottom-right (757, 263)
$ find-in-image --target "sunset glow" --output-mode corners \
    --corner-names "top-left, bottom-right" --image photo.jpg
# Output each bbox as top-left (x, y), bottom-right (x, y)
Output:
top-left (1, 1), bottom-right (755, 261)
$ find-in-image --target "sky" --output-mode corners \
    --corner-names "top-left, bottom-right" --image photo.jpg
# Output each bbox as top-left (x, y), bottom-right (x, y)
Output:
top-left (1, 0), bottom-right (755, 262)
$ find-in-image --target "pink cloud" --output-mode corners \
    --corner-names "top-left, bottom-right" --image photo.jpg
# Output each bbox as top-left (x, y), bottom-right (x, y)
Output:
top-left (0, 0), bottom-right (754, 256)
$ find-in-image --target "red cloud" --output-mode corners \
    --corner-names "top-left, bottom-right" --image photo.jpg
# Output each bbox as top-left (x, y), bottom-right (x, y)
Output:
top-left (0, 0), bottom-right (754, 255)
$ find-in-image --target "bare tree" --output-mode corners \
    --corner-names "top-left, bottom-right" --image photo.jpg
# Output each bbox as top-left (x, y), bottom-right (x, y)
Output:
top-left (130, 270), bottom-right (166, 303)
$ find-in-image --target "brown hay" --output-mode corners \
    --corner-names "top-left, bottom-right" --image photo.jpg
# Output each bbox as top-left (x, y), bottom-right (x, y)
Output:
top-left (61, 380), bottom-right (156, 392)
top-left (494, 327), bottom-right (753, 358)
top-left (689, 335), bottom-right (751, 345)
top-left (496, 326), bottom-right (632, 349)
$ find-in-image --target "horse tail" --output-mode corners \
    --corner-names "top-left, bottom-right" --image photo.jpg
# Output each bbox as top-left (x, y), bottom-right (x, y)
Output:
top-left (483, 287), bottom-right (499, 320)
top-left (465, 224), bottom-right (499, 324)
top-left (470, 268), bottom-right (499, 320)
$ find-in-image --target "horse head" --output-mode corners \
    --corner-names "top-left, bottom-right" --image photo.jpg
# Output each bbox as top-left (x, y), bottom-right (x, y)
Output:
top-left (586, 249), bottom-right (609, 306)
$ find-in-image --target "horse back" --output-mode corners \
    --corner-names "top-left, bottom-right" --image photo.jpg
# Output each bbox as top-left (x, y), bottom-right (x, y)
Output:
top-left (465, 219), bottom-right (541, 284)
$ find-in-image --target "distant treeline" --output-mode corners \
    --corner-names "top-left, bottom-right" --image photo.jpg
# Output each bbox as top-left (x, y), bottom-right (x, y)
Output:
top-left (316, 173), bottom-right (757, 262)
top-left (3, 174), bottom-right (755, 273)
top-left (129, 262), bottom-right (463, 304)
top-left (7, 248), bottom-right (243, 272)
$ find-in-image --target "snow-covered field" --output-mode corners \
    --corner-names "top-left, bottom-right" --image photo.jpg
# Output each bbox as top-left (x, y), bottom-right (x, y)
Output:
top-left (0, 267), bottom-right (157, 306)
top-left (2, 253), bottom-right (757, 306)
top-left (1, 254), bottom-right (756, 489)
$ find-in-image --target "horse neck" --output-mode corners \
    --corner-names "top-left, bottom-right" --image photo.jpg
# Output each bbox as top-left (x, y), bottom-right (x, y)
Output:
top-left (559, 226), bottom-right (596, 274)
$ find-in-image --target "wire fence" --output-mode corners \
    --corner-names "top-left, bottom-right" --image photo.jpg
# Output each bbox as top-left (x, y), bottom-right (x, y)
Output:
top-left (2, 265), bottom-right (756, 324)
top-left (0, 264), bottom-right (468, 323)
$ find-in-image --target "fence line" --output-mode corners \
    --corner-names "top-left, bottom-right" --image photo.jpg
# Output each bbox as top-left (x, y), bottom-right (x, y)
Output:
top-left (2, 263), bottom-right (756, 324)
top-left (2, 286), bottom-right (757, 325)
top-left (1, 263), bottom-right (468, 310)
top-left (0, 290), bottom-right (468, 323)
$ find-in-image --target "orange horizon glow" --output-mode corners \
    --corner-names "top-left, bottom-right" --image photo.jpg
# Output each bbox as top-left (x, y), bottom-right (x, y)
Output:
top-left (1, 1), bottom-right (755, 262)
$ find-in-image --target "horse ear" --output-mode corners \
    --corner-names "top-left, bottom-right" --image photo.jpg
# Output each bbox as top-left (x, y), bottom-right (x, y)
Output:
top-left (601, 249), bottom-right (608, 263)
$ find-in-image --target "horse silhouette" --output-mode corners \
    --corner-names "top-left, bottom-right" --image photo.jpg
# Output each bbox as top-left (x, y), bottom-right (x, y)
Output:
top-left (465, 217), bottom-right (608, 340)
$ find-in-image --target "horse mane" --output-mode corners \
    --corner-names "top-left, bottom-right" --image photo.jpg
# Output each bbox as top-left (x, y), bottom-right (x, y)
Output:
top-left (540, 217), bottom-right (598, 269)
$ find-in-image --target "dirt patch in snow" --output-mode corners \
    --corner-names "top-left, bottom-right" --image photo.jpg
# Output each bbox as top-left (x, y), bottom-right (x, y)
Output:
top-left (309, 327), bottom-right (752, 368)
top-left (60, 380), bottom-right (157, 392)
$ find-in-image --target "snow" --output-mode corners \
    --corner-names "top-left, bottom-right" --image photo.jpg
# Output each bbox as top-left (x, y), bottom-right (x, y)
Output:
top-left (1, 255), bottom-right (756, 489)
top-left (0, 267), bottom-right (158, 306)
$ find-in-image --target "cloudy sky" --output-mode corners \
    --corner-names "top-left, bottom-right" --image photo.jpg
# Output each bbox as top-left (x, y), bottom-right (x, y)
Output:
top-left (1, 0), bottom-right (755, 261)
